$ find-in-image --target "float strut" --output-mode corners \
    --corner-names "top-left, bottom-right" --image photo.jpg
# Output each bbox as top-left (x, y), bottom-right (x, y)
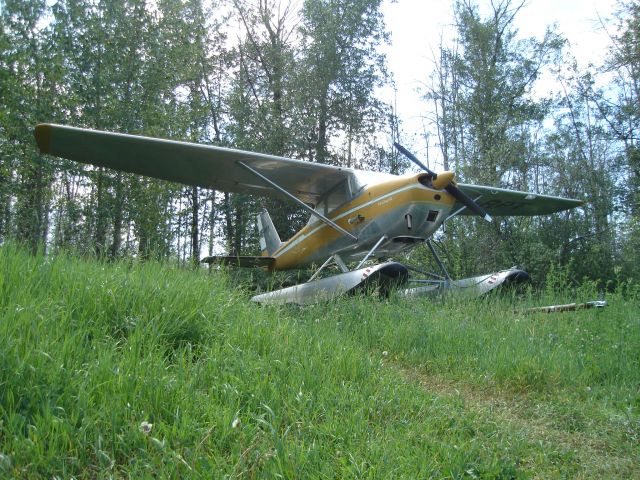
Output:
top-left (426, 240), bottom-right (452, 282)
top-left (356, 236), bottom-right (387, 269)
top-left (308, 256), bottom-right (335, 282)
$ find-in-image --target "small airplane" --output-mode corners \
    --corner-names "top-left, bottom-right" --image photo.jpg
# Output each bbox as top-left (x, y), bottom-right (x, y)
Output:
top-left (34, 123), bottom-right (583, 304)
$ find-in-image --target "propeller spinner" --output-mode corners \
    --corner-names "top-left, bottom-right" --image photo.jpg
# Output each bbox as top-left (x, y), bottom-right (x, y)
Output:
top-left (393, 142), bottom-right (492, 223)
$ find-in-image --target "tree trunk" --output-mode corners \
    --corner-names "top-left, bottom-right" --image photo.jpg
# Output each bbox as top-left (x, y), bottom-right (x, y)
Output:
top-left (316, 94), bottom-right (328, 164)
top-left (108, 173), bottom-right (123, 259)
top-left (190, 186), bottom-right (199, 265)
top-left (94, 167), bottom-right (108, 257)
top-left (16, 157), bottom-right (46, 255)
top-left (223, 192), bottom-right (234, 254)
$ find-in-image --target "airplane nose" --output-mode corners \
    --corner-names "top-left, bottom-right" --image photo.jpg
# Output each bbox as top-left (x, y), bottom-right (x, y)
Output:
top-left (431, 171), bottom-right (455, 189)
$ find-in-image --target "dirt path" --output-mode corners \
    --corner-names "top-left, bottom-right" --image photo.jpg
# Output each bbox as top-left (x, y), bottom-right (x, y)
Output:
top-left (393, 362), bottom-right (637, 479)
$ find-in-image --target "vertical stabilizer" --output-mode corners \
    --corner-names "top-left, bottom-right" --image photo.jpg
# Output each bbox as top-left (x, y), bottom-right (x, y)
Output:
top-left (257, 209), bottom-right (282, 256)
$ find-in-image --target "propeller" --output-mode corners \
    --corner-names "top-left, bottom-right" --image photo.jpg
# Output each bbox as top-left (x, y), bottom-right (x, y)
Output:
top-left (393, 142), bottom-right (492, 223)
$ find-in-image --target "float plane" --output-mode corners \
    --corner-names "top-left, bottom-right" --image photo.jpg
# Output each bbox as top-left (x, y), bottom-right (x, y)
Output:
top-left (34, 124), bottom-right (583, 305)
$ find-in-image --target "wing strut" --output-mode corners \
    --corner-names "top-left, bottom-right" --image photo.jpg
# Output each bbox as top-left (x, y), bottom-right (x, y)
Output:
top-left (445, 195), bottom-right (482, 221)
top-left (237, 161), bottom-right (357, 242)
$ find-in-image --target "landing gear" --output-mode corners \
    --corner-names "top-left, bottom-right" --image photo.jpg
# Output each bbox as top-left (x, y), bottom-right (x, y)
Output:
top-left (426, 239), bottom-right (452, 283)
top-left (400, 240), bottom-right (530, 298)
top-left (252, 236), bottom-right (407, 305)
top-left (251, 261), bottom-right (409, 305)
top-left (250, 237), bottom-right (530, 305)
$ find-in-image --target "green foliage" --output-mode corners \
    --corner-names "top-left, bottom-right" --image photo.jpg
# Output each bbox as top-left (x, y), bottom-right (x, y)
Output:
top-left (421, 0), bottom-right (640, 286)
top-left (0, 0), bottom-right (638, 288)
top-left (298, 0), bottom-right (389, 168)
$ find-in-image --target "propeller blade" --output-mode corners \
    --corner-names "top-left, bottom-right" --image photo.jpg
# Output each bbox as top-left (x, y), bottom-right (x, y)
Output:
top-left (393, 142), bottom-right (437, 178)
top-left (445, 183), bottom-right (493, 222)
top-left (393, 142), bottom-right (492, 223)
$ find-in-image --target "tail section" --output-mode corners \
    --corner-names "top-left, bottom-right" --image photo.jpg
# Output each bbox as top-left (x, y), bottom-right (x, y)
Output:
top-left (257, 209), bottom-right (282, 256)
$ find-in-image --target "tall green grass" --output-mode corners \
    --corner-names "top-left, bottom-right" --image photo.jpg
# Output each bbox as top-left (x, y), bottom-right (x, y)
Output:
top-left (1, 244), bottom-right (638, 478)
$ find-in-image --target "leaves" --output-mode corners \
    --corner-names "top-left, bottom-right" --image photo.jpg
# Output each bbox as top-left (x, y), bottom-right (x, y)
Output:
top-left (0, 0), bottom-right (637, 285)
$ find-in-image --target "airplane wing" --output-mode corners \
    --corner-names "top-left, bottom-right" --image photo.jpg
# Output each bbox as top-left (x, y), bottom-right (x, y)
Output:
top-left (455, 183), bottom-right (583, 216)
top-left (34, 124), bottom-right (352, 205)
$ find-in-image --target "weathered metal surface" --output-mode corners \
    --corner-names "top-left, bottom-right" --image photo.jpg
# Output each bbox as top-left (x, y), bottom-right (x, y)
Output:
top-left (252, 264), bottom-right (529, 305)
top-left (251, 261), bottom-right (408, 305)
top-left (399, 268), bottom-right (530, 299)
top-left (517, 300), bottom-right (607, 315)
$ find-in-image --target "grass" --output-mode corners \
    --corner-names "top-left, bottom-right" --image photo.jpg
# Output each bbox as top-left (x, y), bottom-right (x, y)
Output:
top-left (0, 243), bottom-right (638, 478)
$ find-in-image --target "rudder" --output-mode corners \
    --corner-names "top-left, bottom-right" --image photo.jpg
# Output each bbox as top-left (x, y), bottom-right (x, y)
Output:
top-left (257, 209), bottom-right (282, 256)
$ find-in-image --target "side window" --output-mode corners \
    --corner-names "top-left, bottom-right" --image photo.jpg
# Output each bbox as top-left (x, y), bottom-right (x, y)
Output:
top-left (324, 179), bottom-right (350, 213)
top-left (316, 198), bottom-right (328, 216)
top-left (307, 178), bottom-right (352, 226)
top-left (348, 174), bottom-right (358, 197)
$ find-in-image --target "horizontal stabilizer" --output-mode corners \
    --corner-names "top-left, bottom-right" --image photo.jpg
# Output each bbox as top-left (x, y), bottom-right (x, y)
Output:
top-left (201, 255), bottom-right (275, 268)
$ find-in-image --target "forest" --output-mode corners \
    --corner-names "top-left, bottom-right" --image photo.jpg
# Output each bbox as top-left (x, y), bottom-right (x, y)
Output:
top-left (2, 2), bottom-right (640, 477)
top-left (1, 0), bottom-right (639, 286)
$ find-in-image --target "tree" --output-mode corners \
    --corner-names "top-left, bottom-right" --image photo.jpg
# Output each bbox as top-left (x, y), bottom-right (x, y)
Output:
top-left (226, 0), bottom-right (305, 244)
top-left (542, 68), bottom-right (617, 281)
top-left (1, 0), bottom-right (64, 253)
top-left (600, 0), bottom-right (640, 278)
top-left (298, 0), bottom-right (389, 168)
top-left (424, 0), bottom-right (565, 276)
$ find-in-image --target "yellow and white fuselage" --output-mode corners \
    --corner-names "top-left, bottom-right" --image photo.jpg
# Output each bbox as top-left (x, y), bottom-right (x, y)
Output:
top-left (270, 172), bottom-right (456, 270)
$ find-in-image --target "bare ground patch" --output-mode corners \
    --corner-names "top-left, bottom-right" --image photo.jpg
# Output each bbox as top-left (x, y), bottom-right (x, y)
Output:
top-left (392, 362), bottom-right (638, 479)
